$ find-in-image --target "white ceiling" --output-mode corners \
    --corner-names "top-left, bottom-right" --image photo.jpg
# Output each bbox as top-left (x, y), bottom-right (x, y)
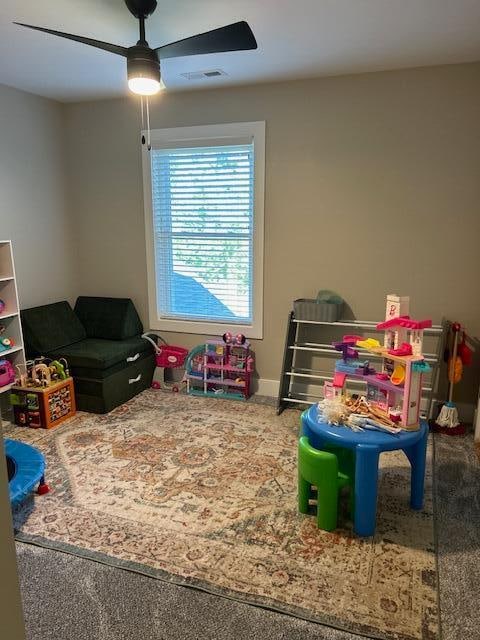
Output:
top-left (1, 0), bottom-right (480, 102)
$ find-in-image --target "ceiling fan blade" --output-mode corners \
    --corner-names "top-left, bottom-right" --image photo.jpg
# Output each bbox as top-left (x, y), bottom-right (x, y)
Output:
top-left (13, 23), bottom-right (128, 57)
top-left (155, 21), bottom-right (257, 59)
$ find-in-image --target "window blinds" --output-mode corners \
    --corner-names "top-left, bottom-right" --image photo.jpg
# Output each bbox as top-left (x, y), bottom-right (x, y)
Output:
top-left (150, 143), bottom-right (254, 324)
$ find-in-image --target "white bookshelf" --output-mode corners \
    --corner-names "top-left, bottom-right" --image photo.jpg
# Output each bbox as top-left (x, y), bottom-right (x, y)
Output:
top-left (0, 240), bottom-right (26, 396)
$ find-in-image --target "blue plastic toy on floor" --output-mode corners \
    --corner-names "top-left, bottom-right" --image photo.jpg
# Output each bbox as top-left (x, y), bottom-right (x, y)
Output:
top-left (4, 438), bottom-right (50, 506)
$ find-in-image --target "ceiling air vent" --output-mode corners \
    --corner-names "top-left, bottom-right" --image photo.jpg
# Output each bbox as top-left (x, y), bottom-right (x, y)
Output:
top-left (181, 69), bottom-right (228, 80)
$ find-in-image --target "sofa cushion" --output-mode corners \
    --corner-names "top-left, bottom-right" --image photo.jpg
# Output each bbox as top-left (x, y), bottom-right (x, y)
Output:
top-left (74, 297), bottom-right (143, 341)
top-left (48, 336), bottom-right (152, 371)
top-left (21, 301), bottom-right (87, 355)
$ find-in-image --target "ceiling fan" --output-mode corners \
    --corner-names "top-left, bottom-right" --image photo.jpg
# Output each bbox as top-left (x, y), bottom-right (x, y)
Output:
top-left (14, 0), bottom-right (258, 96)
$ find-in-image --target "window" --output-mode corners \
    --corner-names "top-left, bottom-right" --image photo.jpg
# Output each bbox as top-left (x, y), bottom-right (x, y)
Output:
top-left (143, 122), bottom-right (265, 338)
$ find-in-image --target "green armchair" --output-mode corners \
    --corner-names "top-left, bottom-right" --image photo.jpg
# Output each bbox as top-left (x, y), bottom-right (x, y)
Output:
top-left (21, 297), bottom-right (155, 413)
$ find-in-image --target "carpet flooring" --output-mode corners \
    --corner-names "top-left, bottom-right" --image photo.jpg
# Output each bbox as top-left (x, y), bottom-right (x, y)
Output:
top-left (10, 402), bottom-right (480, 640)
top-left (16, 542), bottom-right (361, 640)
top-left (15, 429), bottom-right (480, 640)
top-left (8, 391), bottom-right (438, 640)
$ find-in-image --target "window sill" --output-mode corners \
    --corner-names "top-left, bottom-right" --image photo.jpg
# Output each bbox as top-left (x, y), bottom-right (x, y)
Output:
top-left (148, 316), bottom-right (263, 340)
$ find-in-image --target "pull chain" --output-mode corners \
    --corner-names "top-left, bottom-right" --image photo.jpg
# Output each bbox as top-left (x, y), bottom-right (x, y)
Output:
top-left (140, 95), bottom-right (151, 151)
top-left (140, 95), bottom-right (145, 146)
top-left (146, 97), bottom-right (151, 151)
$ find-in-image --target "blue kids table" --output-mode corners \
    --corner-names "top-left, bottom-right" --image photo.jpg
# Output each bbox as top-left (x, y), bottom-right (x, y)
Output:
top-left (302, 404), bottom-right (428, 537)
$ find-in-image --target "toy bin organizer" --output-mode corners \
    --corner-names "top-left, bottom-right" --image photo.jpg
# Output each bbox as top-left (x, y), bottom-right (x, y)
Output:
top-left (185, 337), bottom-right (254, 401)
top-left (293, 290), bottom-right (344, 322)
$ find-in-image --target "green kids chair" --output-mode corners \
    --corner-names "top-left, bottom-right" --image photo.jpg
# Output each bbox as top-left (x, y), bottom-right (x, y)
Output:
top-left (300, 409), bottom-right (355, 479)
top-left (298, 435), bottom-right (354, 532)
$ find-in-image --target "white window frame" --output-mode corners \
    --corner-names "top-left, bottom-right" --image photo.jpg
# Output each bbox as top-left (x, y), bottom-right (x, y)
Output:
top-left (142, 121), bottom-right (265, 339)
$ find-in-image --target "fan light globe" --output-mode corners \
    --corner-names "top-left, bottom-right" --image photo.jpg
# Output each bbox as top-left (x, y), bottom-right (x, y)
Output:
top-left (128, 76), bottom-right (161, 95)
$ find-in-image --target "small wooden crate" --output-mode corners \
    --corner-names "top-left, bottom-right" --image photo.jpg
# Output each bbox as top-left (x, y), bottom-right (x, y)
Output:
top-left (11, 378), bottom-right (76, 429)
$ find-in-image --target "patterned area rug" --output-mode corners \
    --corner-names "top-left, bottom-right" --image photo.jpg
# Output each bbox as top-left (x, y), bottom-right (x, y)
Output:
top-left (7, 391), bottom-right (439, 640)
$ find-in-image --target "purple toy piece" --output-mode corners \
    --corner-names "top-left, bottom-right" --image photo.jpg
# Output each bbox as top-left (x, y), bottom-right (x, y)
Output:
top-left (333, 341), bottom-right (359, 362)
top-left (355, 360), bottom-right (375, 376)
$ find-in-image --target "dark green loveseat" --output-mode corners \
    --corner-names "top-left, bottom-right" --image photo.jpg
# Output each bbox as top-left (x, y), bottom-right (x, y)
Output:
top-left (21, 297), bottom-right (155, 413)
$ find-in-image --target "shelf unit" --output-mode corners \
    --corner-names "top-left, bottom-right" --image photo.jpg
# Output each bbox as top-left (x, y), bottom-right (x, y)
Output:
top-left (0, 241), bottom-right (26, 398)
top-left (186, 340), bottom-right (253, 401)
top-left (277, 312), bottom-right (446, 417)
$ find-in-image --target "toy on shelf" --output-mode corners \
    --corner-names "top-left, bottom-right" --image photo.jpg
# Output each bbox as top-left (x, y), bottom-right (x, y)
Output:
top-left (0, 299), bottom-right (5, 314)
top-left (185, 332), bottom-right (254, 401)
top-left (142, 333), bottom-right (188, 392)
top-left (0, 359), bottom-right (16, 388)
top-left (391, 364), bottom-right (406, 386)
top-left (0, 336), bottom-right (15, 351)
top-left (10, 357), bottom-right (76, 429)
top-left (323, 294), bottom-right (432, 431)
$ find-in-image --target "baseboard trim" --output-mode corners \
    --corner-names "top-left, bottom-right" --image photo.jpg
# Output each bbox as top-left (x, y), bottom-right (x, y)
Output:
top-left (254, 378), bottom-right (280, 397)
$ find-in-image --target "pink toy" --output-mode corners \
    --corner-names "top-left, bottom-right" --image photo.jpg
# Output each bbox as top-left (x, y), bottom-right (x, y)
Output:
top-left (142, 334), bottom-right (188, 392)
top-left (333, 371), bottom-right (347, 388)
top-left (0, 299), bottom-right (5, 314)
top-left (186, 335), bottom-right (254, 400)
top-left (0, 359), bottom-right (15, 387)
top-left (388, 342), bottom-right (412, 357)
top-left (377, 313), bottom-right (432, 358)
top-left (377, 316), bottom-right (432, 331)
top-left (331, 295), bottom-right (432, 430)
top-left (222, 332), bottom-right (246, 346)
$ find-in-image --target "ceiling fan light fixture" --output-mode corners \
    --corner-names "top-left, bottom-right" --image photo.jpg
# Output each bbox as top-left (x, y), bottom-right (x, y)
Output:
top-left (128, 76), bottom-right (161, 95)
top-left (127, 46), bottom-right (163, 95)
top-left (14, 1), bottom-right (257, 102)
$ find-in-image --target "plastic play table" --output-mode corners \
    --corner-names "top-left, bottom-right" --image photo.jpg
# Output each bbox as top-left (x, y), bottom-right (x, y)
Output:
top-left (302, 405), bottom-right (428, 537)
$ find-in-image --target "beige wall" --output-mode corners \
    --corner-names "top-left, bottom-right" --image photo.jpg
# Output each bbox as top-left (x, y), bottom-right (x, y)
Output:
top-left (0, 84), bottom-right (77, 308)
top-left (64, 62), bottom-right (480, 403)
top-left (0, 83), bottom-right (75, 639)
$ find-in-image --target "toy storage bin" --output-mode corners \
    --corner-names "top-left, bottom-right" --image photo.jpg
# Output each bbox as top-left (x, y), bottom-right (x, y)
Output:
top-left (156, 345), bottom-right (188, 368)
top-left (141, 334), bottom-right (188, 368)
top-left (294, 296), bottom-right (343, 322)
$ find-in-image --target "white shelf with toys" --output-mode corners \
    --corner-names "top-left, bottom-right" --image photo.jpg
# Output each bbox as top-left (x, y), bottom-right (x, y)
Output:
top-left (0, 241), bottom-right (27, 395)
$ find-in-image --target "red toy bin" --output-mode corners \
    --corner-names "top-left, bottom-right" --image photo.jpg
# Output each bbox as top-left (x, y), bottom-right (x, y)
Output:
top-left (142, 334), bottom-right (188, 369)
top-left (155, 345), bottom-right (189, 368)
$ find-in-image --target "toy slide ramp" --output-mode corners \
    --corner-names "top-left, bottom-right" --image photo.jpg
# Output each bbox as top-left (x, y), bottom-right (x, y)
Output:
top-left (333, 372), bottom-right (347, 388)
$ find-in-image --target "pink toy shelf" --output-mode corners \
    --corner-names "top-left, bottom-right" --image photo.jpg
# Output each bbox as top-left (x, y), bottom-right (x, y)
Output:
top-left (185, 336), bottom-right (254, 401)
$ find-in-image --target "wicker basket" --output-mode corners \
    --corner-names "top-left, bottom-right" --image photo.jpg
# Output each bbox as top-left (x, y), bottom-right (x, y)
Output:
top-left (294, 293), bottom-right (343, 322)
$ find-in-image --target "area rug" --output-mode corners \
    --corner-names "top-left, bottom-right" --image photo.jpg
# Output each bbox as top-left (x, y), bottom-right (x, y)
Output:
top-left (6, 391), bottom-right (439, 640)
